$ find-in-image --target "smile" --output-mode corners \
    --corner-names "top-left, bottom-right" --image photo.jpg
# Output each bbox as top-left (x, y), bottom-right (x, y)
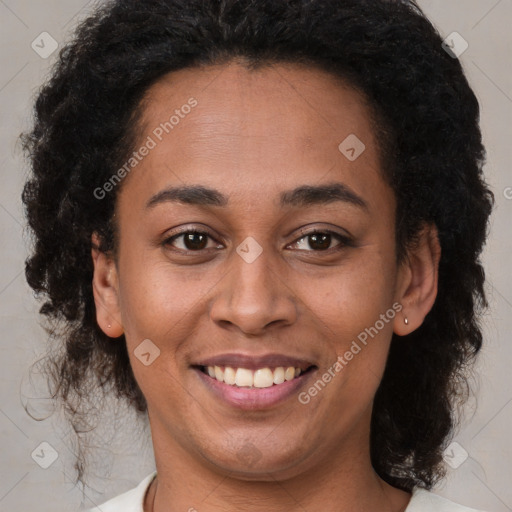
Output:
top-left (193, 364), bottom-right (317, 410)
top-left (200, 365), bottom-right (312, 388)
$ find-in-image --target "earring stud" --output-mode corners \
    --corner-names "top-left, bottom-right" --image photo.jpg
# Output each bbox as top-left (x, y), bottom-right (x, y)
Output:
top-left (107, 324), bottom-right (111, 328)
top-left (404, 317), bottom-right (408, 325)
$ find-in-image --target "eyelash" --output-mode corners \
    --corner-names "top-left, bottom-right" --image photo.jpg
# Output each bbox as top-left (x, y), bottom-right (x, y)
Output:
top-left (162, 228), bottom-right (353, 254)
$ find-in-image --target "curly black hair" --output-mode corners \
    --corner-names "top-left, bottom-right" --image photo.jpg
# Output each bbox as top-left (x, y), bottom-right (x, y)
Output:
top-left (20, 0), bottom-right (494, 492)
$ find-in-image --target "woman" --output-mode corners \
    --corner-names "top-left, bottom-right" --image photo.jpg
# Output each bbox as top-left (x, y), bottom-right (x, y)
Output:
top-left (20, 0), bottom-right (494, 511)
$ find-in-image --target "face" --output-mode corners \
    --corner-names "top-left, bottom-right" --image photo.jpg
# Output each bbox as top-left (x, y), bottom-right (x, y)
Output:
top-left (93, 60), bottom-right (427, 481)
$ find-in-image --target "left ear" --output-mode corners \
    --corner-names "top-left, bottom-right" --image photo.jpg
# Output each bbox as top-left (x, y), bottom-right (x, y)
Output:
top-left (393, 223), bottom-right (441, 336)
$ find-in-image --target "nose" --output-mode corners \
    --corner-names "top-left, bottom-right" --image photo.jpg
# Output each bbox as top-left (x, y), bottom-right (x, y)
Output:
top-left (209, 244), bottom-right (298, 336)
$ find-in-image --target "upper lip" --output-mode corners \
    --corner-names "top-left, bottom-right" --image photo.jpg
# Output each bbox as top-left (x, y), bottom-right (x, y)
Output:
top-left (192, 353), bottom-right (317, 371)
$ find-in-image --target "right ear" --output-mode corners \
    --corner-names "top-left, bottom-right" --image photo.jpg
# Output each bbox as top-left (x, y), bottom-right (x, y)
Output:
top-left (91, 232), bottom-right (124, 338)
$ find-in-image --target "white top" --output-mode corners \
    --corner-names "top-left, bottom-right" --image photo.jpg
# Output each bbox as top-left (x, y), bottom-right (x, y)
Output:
top-left (86, 472), bottom-right (486, 512)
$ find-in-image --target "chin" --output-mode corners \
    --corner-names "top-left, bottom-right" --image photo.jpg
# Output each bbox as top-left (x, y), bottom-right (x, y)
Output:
top-left (201, 443), bottom-right (312, 481)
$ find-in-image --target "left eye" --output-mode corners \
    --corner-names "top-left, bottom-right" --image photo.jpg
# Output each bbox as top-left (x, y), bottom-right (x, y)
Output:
top-left (289, 231), bottom-right (348, 251)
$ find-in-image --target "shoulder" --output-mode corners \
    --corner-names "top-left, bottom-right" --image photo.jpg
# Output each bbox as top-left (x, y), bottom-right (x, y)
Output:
top-left (407, 488), bottom-right (487, 512)
top-left (85, 472), bottom-right (157, 512)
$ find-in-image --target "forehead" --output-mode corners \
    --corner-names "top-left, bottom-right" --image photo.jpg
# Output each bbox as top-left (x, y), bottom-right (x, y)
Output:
top-left (118, 60), bottom-right (389, 214)
top-left (140, 60), bottom-right (374, 148)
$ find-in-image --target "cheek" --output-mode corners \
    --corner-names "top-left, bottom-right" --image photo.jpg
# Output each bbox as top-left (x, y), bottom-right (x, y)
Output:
top-left (116, 261), bottom-right (203, 406)
top-left (116, 253), bottom-right (206, 348)
top-left (300, 247), bottom-right (398, 385)
top-left (300, 246), bottom-right (397, 330)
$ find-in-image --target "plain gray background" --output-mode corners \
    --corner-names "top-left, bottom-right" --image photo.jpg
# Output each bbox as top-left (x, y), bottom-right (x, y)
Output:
top-left (0, 0), bottom-right (511, 510)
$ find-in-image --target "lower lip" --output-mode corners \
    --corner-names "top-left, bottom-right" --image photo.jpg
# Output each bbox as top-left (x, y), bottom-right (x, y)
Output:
top-left (193, 367), bottom-right (317, 410)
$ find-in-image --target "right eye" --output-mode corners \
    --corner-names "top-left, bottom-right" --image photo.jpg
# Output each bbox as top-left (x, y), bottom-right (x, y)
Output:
top-left (163, 230), bottom-right (223, 253)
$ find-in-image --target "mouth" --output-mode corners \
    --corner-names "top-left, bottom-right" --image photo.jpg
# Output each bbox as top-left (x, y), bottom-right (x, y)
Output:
top-left (194, 364), bottom-right (317, 388)
top-left (190, 354), bottom-right (318, 410)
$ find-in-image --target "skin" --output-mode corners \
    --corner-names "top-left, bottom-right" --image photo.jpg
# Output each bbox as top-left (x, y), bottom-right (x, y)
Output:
top-left (91, 60), bottom-right (441, 512)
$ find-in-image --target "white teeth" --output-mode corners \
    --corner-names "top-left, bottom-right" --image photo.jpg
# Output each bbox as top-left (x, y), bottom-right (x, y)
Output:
top-left (235, 368), bottom-right (253, 387)
top-left (214, 365), bottom-right (224, 382)
top-left (273, 367), bottom-right (285, 385)
top-left (205, 365), bottom-right (305, 388)
top-left (253, 368), bottom-right (274, 388)
top-left (285, 367), bottom-right (295, 381)
top-left (224, 366), bottom-right (236, 385)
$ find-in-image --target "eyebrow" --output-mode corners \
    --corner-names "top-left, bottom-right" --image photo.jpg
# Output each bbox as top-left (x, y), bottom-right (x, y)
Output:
top-left (145, 182), bottom-right (368, 211)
